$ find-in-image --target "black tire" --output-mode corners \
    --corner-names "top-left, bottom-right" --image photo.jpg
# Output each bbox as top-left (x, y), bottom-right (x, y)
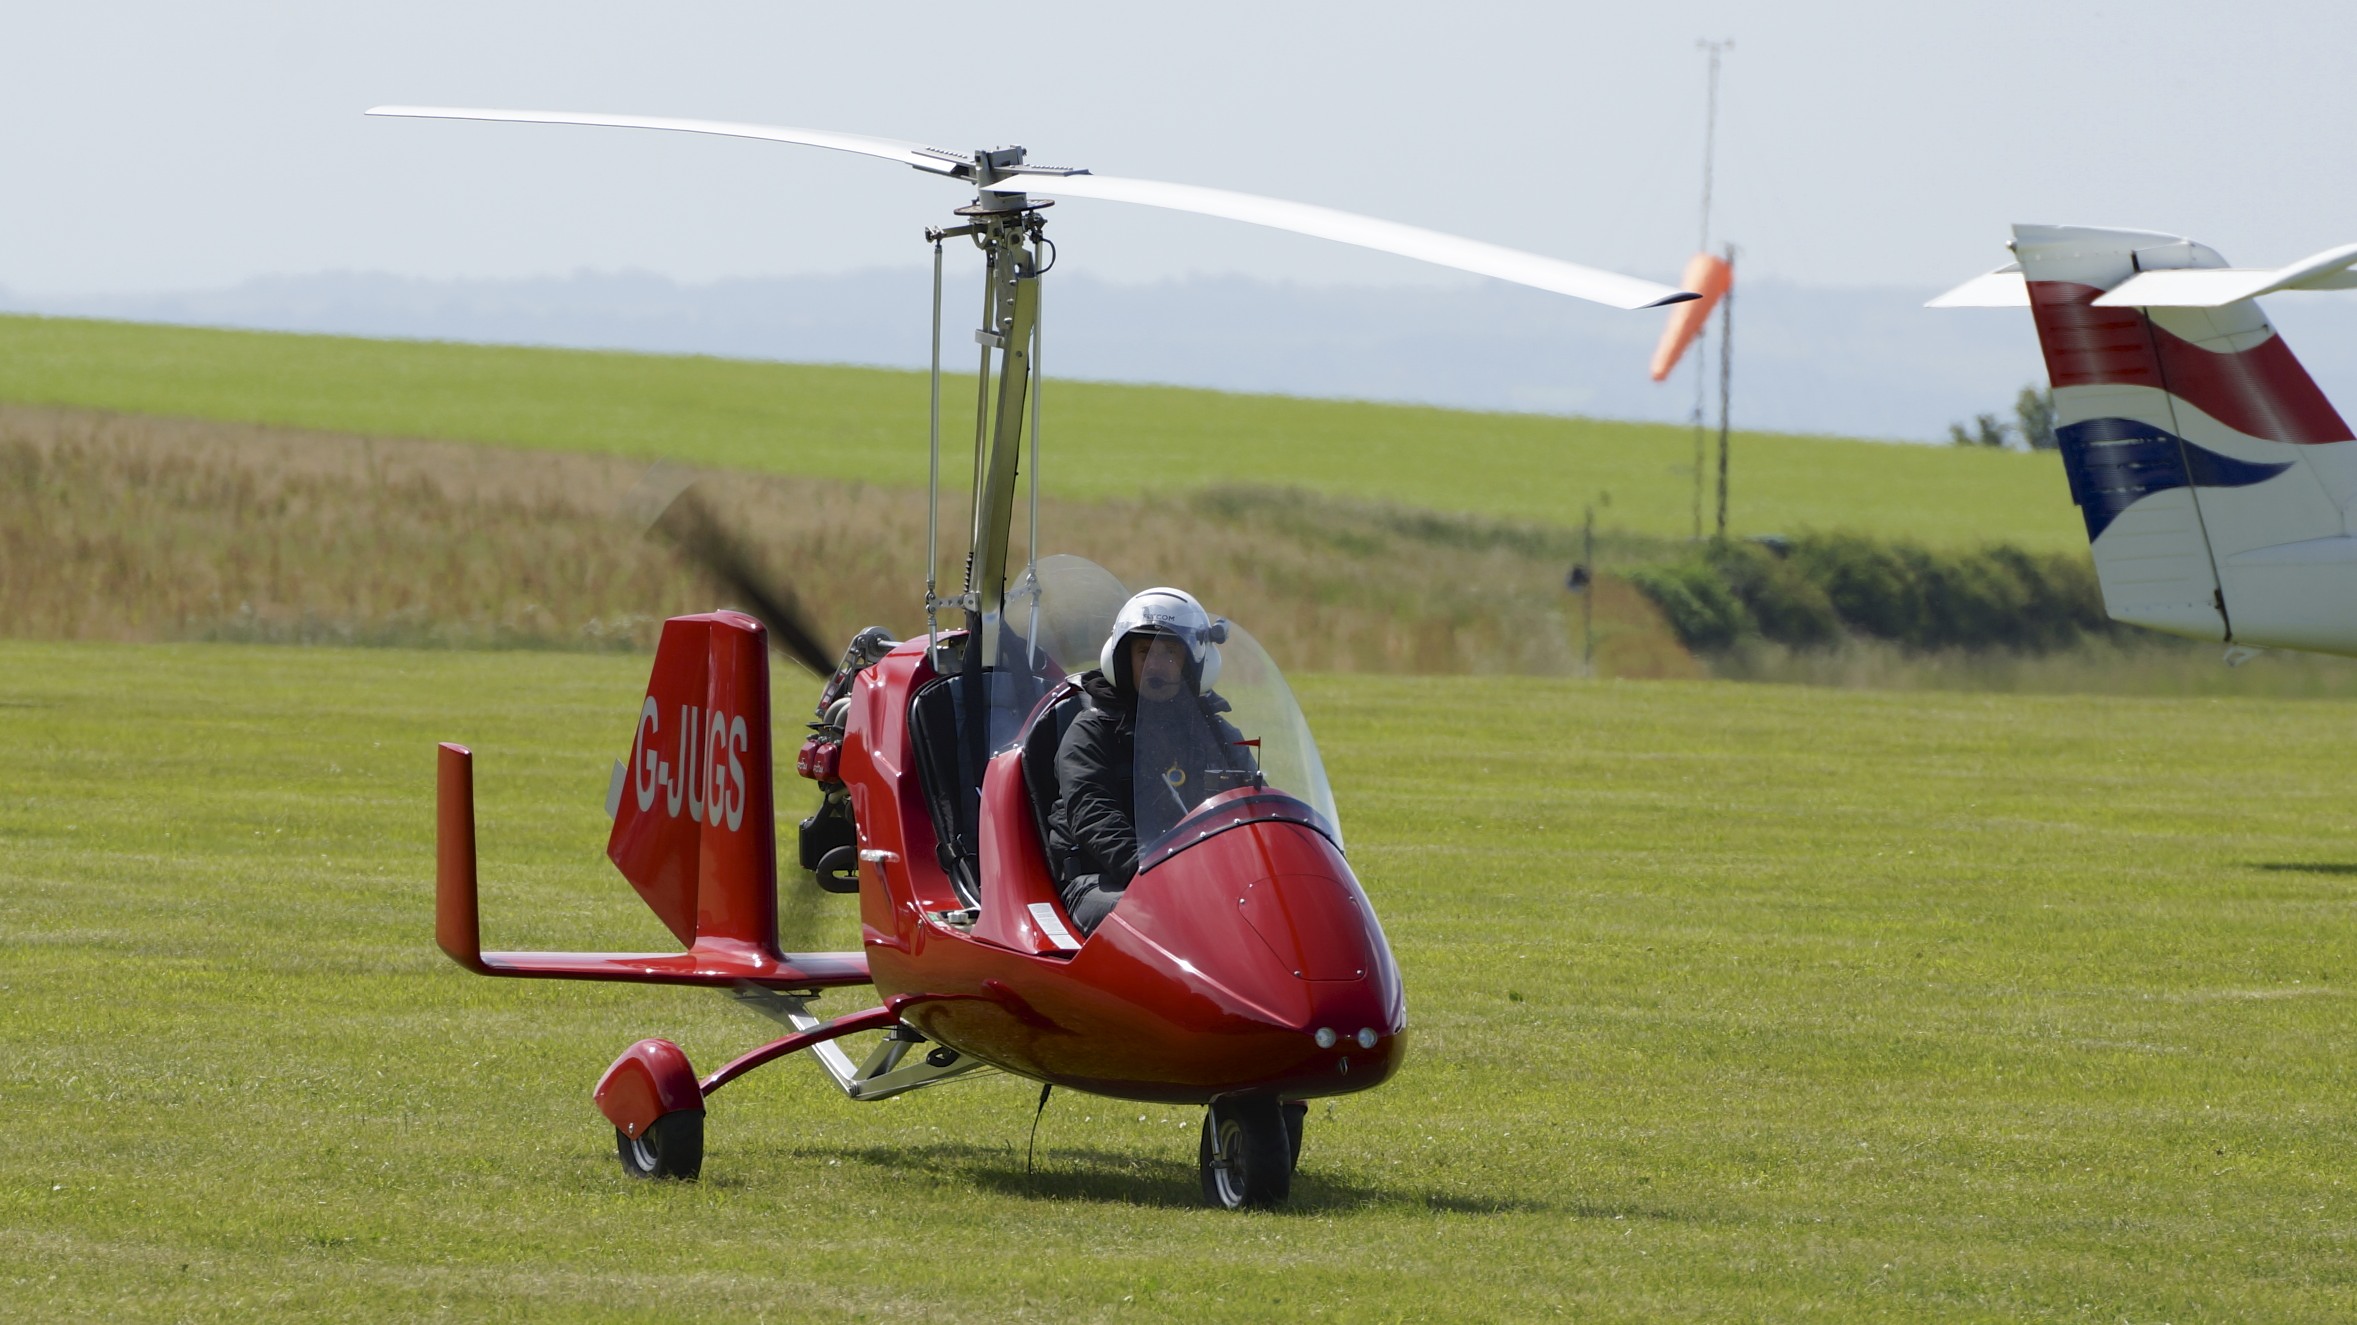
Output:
top-left (615, 1109), bottom-right (704, 1180)
top-left (799, 806), bottom-right (854, 872)
top-left (1283, 1099), bottom-right (1306, 1170)
top-left (815, 844), bottom-right (861, 895)
top-left (1199, 1096), bottom-right (1292, 1209)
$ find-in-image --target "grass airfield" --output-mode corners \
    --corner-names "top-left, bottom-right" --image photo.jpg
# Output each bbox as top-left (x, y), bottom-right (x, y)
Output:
top-left (5, 639), bottom-right (2355, 1321)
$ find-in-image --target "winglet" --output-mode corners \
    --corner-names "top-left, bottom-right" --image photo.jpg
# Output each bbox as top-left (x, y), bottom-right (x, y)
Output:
top-left (435, 742), bottom-right (489, 973)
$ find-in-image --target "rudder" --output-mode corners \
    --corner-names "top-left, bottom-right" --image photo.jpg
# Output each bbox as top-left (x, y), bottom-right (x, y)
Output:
top-left (608, 611), bottom-right (779, 951)
top-left (2012, 224), bottom-right (2350, 643)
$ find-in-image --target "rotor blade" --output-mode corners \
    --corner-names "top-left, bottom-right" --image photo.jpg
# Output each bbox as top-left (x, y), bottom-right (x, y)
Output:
top-left (370, 104), bottom-right (1691, 307)
top-left (650, 485), bottom-right (836, 676)
top-left (982, 174), bottom-right (1696, 310)
top-left (365, 105), bottom-right (972, 176)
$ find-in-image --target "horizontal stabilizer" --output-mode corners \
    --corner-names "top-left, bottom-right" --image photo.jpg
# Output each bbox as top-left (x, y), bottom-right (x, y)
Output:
top-left (2096, 242), bottom-right (2357, 306)
top-left (1927, 263), bottom-right (2027, 308)
top-left (468, 946), bottom-right (870, 988)
top-left (435, 740), bottom-right (871, 991)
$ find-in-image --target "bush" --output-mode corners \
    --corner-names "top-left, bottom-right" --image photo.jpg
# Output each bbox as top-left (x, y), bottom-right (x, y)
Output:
top-left (1625, 561), bottom-right (1752, 651)
top-left (1629, 532), bottom-right (2114, 654)
top-left (1704, 540), bottom-right (1842, 647)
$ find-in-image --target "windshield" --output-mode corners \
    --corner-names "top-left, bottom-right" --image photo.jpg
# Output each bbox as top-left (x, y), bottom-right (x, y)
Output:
top-left (997, 553), bottom-right (1131, 682)
top-left (1196, 621), bottom-right (1340, 843)
top-left (986, 555), bottom-right (1340, 849)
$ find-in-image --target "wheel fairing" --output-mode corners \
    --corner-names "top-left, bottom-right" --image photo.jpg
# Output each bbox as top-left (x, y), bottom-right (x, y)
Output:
top-left (593, 1038), bottom-right (703, 1138)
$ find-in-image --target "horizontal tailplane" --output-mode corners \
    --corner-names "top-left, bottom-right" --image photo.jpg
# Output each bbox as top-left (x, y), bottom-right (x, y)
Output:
top-left (431, 622), bottom-right (871, 990)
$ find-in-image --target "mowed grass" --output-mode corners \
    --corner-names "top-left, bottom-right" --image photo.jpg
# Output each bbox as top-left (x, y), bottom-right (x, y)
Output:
top-left (0, 314), bottom-right (2084, 551)
top-left (5, 642), bottom-right (2354, 1321)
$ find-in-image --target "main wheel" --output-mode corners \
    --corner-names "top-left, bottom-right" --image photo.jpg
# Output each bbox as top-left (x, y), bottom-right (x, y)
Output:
top-left (1199, 1097), bottom-right (1292, 1209)
top-left (615, 1109), bottom-right (704, 1180)
top-left (1284, 1099), bottom-right (1307, 1169)
top-left (814, 844), bottom-right (861, 895)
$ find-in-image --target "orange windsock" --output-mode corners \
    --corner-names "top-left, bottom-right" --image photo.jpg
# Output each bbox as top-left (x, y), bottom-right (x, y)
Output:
top-left (1648, 252), bottom-right (1733, 382)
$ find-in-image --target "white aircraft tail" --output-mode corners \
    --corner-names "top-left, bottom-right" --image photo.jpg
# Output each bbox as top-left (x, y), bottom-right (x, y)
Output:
top-left (1935, 225), bottom-right (2357, 654)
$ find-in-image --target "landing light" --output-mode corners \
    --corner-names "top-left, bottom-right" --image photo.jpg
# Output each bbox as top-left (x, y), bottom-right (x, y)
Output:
top-left (1357, 1028), bottom-right (1379, 1049)
top-left (1314, 1027), bottom-right (1338, 1049)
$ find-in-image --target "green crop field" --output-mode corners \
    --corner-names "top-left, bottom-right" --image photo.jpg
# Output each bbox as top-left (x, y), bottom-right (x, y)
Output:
top-left (6, 639), bottom-right (2353, 1321)
top-left (0, 314), bottom-right (2085, 552)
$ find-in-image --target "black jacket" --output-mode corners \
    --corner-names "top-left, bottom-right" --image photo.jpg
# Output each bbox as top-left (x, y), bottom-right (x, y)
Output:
top-left (1050, 669), bottom-right (1250, 891)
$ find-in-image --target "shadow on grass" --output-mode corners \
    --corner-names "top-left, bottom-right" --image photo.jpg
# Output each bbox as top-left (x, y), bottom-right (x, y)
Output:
top-left (827, 1140), bottom-right (1681, 1219)
top-left (2254, 862), bottom-right (2357, 876)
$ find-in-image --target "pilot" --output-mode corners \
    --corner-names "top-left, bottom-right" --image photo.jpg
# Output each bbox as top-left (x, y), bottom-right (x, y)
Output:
top-left (1050, 588), bottom-right (1252, 935)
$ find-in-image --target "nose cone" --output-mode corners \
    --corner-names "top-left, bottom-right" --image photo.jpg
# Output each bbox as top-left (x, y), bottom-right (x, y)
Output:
top-left (1097, 817), bottom-right (1406, 1099)
top-left (1241, 872), bottom-right (1375, 980)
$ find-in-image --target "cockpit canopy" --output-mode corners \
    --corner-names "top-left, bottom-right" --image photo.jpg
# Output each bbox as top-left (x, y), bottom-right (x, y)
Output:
top-left (989, 554), bottom-right (1341, 850)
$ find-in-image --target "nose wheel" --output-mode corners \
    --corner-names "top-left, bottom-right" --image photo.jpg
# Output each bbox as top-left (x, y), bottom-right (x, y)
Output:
top-left (1198, 1097), bottom-right (1307, 1209)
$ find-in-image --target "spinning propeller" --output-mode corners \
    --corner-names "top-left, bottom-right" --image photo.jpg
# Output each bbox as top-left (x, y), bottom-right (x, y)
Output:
top-left (367, 105), bottom-right (1698, 310)
top-left (648, 480), bottom-right (855, 935)
top-left (648, 481), bottom-right (835, 678)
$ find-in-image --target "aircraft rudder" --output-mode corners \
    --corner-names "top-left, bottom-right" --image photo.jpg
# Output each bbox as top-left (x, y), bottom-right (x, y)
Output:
top-left (696, 611), bottom-right (779, 950)
top-left (2007, 225), bottom-right (2277, 642)
top-left (606, 612), bottom-right (780, 952)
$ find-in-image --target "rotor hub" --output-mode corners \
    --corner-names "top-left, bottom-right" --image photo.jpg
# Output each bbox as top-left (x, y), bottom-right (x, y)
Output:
top-left (967, 146), bottom-right (1032, 213)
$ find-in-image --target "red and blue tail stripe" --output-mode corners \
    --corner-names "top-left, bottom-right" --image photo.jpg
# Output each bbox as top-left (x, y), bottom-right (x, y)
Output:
top-left (2027, 280), bottom-right (2351, 445)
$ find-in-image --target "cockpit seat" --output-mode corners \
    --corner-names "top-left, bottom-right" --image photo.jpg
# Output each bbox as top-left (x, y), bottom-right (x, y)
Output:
top-left (906, 675), bottom-right (982, 907)
top-left (1020, 680), bottom-right (1086, 880)
top-left (968, 681), bottom-right (1089, 957)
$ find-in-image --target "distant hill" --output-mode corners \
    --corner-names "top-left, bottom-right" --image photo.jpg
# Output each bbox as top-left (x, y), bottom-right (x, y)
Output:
top-left (13, 268), bottom-right (2357, 444)
top-left (0, 313), bottom-right (2083, 550)
top-left (0, 268), bottom-right (2065, 442)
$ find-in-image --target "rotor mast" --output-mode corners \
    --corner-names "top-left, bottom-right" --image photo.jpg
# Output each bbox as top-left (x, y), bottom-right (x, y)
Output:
top-left (930, 148), bottom-right (1051, 646)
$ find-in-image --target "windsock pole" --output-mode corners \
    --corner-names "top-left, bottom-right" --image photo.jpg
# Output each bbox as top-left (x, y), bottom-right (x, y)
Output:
top-left (1691, 337), bottom-right (1707, 541)
top-left (1659, 40), bottom-right (1732, 539)
top-left (1696, 40), bottom-right (1724, 542)
top-left (1716, 243), bottom-right (1736, 539)
top-left (1702, 40), bottom-right (1730, 540)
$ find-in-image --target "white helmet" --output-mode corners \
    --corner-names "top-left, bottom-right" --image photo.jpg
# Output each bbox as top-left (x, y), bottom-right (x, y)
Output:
top-left (1101, 587), bottom-right (1227, 692)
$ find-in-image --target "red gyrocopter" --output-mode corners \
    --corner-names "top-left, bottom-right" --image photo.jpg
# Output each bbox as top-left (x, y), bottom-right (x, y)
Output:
top-left (392, 104), bottom-right (1693, 1208)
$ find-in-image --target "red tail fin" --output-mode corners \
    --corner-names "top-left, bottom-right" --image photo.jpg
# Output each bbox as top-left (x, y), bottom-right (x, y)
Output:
top-left (609, 611), bottom-right (777, 949)
top-left (430, 610), bottom-right (868, 990)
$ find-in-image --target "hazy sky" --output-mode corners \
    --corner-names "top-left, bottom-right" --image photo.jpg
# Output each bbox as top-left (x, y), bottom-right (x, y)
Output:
top-left (4, 1), bottom-right (2354, 297)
